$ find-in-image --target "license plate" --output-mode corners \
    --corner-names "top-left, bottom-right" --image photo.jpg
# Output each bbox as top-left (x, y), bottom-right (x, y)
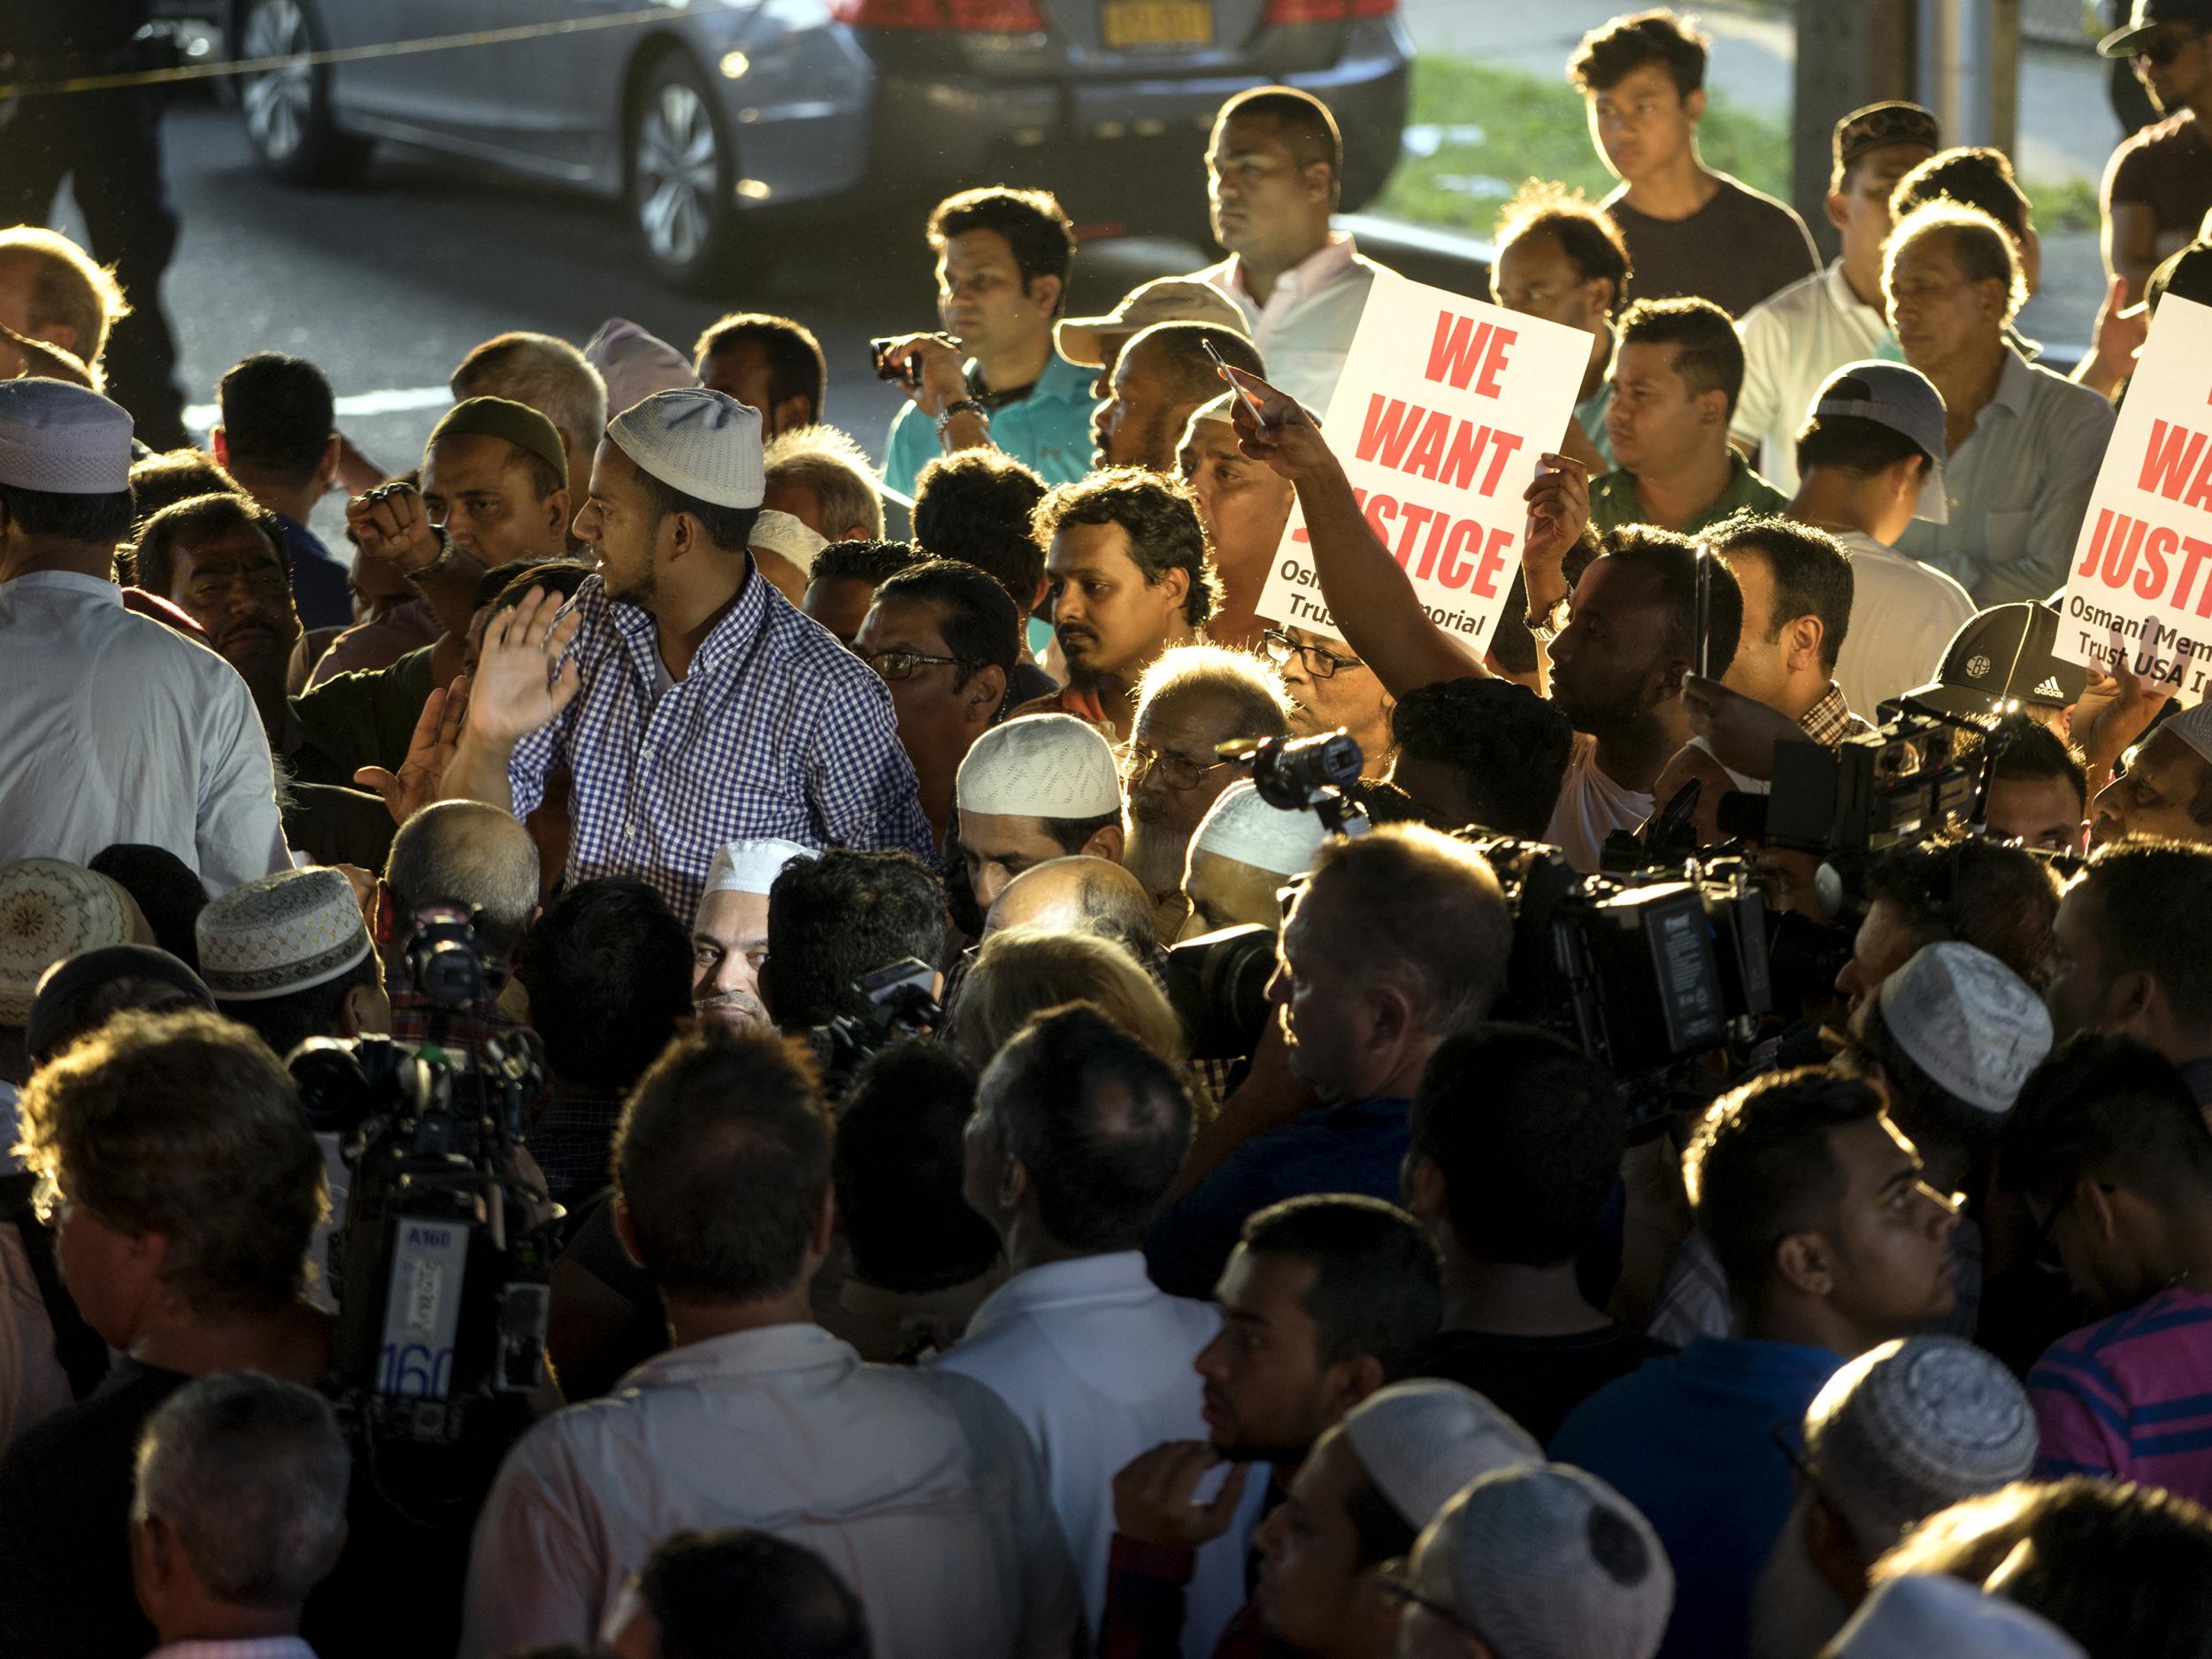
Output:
top-left (1101, 0), bottom-right (1212, 49)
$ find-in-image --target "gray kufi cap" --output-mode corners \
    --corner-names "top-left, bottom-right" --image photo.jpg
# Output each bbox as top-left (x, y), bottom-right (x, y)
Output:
top-left (196, 867), bottom-right (373, 1002)
top-left (607, 387), bottom-right (765, 509)
top-left (1877, 942), bottom-right (2052, 1114)
top-left (1342, 1380), bottom-right (1542, 1531)
top-left (0, 377), bottom-right (133, 493)
top-left (1828, 1574), bottom-right (2086, 1659)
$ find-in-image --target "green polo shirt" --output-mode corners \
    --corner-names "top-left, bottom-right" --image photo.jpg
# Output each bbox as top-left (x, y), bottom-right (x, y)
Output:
top-left (1589, 453), bottom-right (1788, 537)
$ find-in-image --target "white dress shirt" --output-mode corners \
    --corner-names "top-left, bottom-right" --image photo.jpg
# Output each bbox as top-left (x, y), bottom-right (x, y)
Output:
top-left (1732, 261), bottom-right (1897, 493)
top-left (931, 1251), bottom-right (1262, 1658)
top-left (1827, 528), bottom-right (1978, 717)
top-left (459, 1322), bottom-right (1083, 1659)
top-left (0, 570), bottom-right (288, 894)
top-left (1194, 234), bottom-right (1383, 414)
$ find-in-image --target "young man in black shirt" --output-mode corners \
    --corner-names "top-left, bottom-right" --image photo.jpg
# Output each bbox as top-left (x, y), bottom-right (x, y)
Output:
top-left (1402, 1022), bottom-right (1671, 1442)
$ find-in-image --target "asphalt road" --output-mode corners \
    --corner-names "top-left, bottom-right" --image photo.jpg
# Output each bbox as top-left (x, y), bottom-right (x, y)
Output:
top-left (73, 100), bottom-right (1478, 549)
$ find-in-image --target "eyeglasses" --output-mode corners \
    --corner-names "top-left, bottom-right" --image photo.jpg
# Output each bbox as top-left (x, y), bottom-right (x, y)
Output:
top-left (2137, 30), bottom-right (2206, 66)
top-left (857, 648), bottom-right (972, 682)
top-left (1260, 627), bottom-right (1364, 680)
top-left (1376, 1559), bottom-right (1492, 1643)
top-left (1124, 741), bottom-right (1235, 792)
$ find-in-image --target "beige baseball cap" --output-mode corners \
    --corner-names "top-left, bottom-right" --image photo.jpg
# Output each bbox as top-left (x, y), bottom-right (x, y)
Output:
top-left (1055, 278), bottom-right (1251, 369)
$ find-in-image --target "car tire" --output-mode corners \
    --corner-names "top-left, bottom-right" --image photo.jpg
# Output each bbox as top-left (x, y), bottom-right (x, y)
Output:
top-left (626, 50), bottom-right (750, 293)
top-left (235, 0), bottom-right (374, 185)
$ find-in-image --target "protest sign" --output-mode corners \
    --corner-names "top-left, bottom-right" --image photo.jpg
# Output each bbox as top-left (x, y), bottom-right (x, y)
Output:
top-left (1253, 272), bottom-right (1590, 657)
top-left (2055, 294), bottom-right (2212, 704)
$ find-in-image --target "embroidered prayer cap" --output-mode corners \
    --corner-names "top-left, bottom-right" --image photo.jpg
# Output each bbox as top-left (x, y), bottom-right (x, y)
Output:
top-left (608, 387), bottom-right (764, 509)
top-left (1877, 942), bottom-right (2052, 1114)
top-left (0, 378), bottom-right (134, 495)
top-left (1342, 1379), bottom-right (1541, 1532)
top-left (2163, 697), bottom-right (2212, 768)
top-left (1805, 1336), bottom-right (2037, 1542)
top-left (429, 396), bottom-right (568, 490)
top-left (704, 838), bottom-right (818, 899)
top-left (195, 867), bottom-right (373, 1002)
top-left (1191, 781), bottom-right (1327, 878)
top-left (0, 858), bottom-right (134, 1025)
top-left (1829, 1574), bottom-right (2085, 1659)
top-left (583, 317), bottom-right (699, 422)
top-left (749, 509), bottom-right (829, 577)
top-left (1432, 1463), bottom-right (1674, 1659)
top-left (957, 713), bottom-right (1123, 818)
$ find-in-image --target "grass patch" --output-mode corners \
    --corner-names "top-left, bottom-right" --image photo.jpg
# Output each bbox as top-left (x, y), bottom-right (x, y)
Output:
top-left (1373, 55), bottom-right (2101, 241)
top-left (1376, 56), bottom-right (1792, 239)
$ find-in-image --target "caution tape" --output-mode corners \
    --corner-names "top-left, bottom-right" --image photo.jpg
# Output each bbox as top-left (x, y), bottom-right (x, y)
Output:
top-left (0, 7), bottom-right (677, 101)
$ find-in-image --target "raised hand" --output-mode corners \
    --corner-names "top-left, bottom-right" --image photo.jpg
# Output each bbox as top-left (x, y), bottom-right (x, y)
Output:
top-left (877, 332), bottom-right (971, 417)
top-left (1220, 363), bottom-right (1336, 483)
top-left (1524, 451), bottom-right (1591, 572)
top-left (345, 480), bottom-right (445, 576)
top-left (1111, 1440), bottom-right (1251, 1550)
top-left (356, 674), bottom-right (470, 826)
top-left (2073, 614), bottom-right (2171, 787)
top-left (465, 588), bottom-right (582, 748)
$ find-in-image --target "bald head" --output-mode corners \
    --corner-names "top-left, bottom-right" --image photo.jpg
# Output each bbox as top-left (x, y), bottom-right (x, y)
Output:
top-left (383, 801), bottom-right (540, 963)
top-left (985, 856), bottom-right (1156, 961)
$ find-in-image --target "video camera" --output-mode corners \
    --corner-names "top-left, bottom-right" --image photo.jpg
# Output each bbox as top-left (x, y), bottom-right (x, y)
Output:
top-left (1752, 703), bottom-right (1978, 856)
top-left (286, 906), bottom-right (554, 1451)
top-left (803, 956), bottom-right (945, 1094)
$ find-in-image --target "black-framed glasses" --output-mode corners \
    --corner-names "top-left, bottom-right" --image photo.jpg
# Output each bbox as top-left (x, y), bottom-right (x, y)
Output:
top-left (1124, 741), bottom-right (1236, 792)
top-left (1376, 1558), bottom-right (1493, 1644)
top-left (1260, 627), bottom-right (1364, 680)
top-left (858, 648), bottom-right (972, 682)
top-left (2137, 29), bottom-right (2207, 65)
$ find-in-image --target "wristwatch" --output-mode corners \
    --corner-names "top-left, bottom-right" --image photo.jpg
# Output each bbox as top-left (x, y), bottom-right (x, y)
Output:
top-left (1525, 593), bottom-right (1571, 637)
top-left (935, 397), bottom-right (990, 439)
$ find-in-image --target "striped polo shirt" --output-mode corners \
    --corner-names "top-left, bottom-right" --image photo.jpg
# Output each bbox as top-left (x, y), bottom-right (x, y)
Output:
top-left (2029, 1286), bottom-right (2212, 1505)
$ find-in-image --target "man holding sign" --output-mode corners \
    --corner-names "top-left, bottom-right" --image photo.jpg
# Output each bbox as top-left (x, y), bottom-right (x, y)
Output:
top-left (1230, 276), bottom-right (1740, 871)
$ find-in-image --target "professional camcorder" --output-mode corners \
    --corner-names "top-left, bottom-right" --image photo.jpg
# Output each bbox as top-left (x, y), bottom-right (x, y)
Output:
top-left (804, 956), bottom-right (946, 1094)
top-left (286, 906), bottom-right (554, 1452)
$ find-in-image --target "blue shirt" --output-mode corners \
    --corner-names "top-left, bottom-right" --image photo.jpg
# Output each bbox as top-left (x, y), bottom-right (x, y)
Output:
top-left (277, 512), bottom-right (353, 631)
top-left (882, 350), bottom-right (1099, 502)
top-left (1144, 1096), bottom-right (1411, 1300)
top-left (1549, 1335), bottom-right (1841, 1659)
top-left (507, 565), bottom-right (934, 925)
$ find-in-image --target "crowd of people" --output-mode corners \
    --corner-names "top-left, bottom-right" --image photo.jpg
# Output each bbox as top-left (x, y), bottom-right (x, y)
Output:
top-left (6, 5), bottom-right (2212, 1658)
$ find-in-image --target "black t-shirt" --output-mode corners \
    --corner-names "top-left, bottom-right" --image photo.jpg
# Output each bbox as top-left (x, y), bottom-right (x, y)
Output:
top-left (1412, 1324), bottom-right (1675, 1447)
top-left (1608, 174), bottom-right (1821, 319)
top-left (0, 1356), bottom-right (488, 1659)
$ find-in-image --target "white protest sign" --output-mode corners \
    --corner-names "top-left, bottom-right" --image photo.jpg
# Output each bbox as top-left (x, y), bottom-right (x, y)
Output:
top-left (2055, 294), bottom-right (2212, 704)
top-left (1253, 271), bottom-right (1591, 656)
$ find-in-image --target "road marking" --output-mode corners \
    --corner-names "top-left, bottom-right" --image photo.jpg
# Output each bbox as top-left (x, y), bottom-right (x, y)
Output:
top-left (182, 384), bottom-right (453, 432)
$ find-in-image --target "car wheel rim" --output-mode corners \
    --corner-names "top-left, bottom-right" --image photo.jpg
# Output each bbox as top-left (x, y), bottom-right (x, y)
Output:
top-left (635, 80), bottom-right (718, 266)
top-left (241, 0), bottom-right (314, 161)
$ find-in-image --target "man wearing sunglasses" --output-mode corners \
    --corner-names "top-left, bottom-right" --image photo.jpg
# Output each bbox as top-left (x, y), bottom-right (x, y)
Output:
top-left (2099, 0), bottom-right (2212, 303)
top-left (852, 558), bottom-right (1021, 853)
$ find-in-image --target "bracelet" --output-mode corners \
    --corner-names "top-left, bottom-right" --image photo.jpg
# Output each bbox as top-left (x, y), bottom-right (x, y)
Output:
top-left (401, 528), bottom-right (461, 584)
top-left (935, 398), bottom-right (990, 439)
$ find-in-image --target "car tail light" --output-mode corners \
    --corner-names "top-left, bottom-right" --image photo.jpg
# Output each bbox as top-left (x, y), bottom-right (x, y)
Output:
top-left (1263, 0), bottom-right (1396, 19)
top-left (832, 0), bottom-right (1048, 27)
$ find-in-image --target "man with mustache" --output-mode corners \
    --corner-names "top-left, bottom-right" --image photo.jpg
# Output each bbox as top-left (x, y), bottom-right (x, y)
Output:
top-left (134, 491), bottom-right (302, 751)
top-left (1013, 469), bottom-right (1222, 743)
top-left (691, 838), bottom-right (818, 1030)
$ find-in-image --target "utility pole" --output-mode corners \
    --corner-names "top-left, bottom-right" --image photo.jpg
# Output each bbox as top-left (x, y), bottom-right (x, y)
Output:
top-left (1791, 0), bottom-right (1919, 259)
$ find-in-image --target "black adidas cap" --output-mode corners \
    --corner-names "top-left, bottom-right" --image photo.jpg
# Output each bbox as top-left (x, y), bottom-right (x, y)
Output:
top-left (1896, 602), bottom-right (2088, 717)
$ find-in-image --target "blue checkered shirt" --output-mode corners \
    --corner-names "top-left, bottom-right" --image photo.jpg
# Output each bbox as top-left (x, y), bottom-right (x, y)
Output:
top-left (507, 569), bottom-right (932, 922)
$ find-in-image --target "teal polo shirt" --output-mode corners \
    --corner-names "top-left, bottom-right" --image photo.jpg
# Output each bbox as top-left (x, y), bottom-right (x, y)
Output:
top-left (882, 349), bottom-right (1099, 502)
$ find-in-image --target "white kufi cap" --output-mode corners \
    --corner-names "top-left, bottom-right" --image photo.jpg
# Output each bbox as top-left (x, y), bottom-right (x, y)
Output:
top-left (2163, 701), bottom-right (2212, 768)
top-left (0, 378), bottom-right (133, 493)
top-left (1829, 1575), bottom-right (2086, 1659)
top-left (1342, 1380), bottom-right (1541, 1530)
top-left (608, 387), bottom-right (764, 508)
top-left (1876, 942), bottom-right (2052, 1114)
top-left (749, 508), bottom-right (828, 577)
top-left (196, 867), bottom-right (373, 1002)
top-left (1191, 781), bottom-right (1328, 878)
top-left (704, 838), bottom-right (818, 898)
top-left (957, 714), bottom-right (1122, 818)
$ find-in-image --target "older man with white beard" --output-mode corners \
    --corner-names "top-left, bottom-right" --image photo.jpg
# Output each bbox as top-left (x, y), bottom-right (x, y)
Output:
top-left (690, 838), bottom-right (815, 1028)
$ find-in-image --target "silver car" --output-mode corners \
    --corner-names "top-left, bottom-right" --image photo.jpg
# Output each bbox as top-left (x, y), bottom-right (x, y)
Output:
top-left (227, 0), bottom-right (1412, 289)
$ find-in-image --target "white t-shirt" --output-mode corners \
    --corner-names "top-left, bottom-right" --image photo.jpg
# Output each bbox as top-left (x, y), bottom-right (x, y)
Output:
top-left (1829, 528), bottom-right (1978, 718)
top-left (1545, 733), bottom-right (1653, 872)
